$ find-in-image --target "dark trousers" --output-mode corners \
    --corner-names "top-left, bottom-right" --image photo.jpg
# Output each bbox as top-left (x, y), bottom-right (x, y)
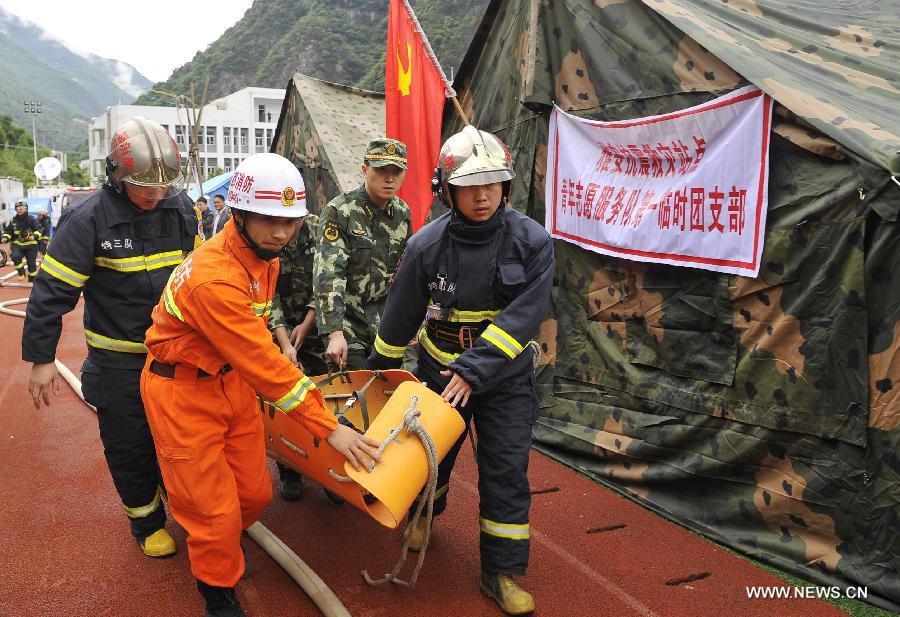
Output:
top-left (81, 367), bottom-right (167, 539)
top-left (413, 352), bottom-right (537, 575)
top-left (12, 245), bottom-right (37, 281)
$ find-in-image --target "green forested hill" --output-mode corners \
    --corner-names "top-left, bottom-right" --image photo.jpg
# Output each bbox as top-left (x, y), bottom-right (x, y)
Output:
top-left (135, 0), bottom-right (487, 105)
top-left (0, 115), bottom-right (89, 186)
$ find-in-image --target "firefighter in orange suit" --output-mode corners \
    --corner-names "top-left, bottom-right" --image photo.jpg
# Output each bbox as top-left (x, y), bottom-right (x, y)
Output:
top-left (141, 153), bottom-right (380, 617)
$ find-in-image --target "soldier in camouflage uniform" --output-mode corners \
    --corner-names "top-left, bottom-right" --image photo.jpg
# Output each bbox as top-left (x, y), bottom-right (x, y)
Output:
top-left (269, 212), bottom-right (326, 501)
top-left (312, 138), bottom-right (412, 370)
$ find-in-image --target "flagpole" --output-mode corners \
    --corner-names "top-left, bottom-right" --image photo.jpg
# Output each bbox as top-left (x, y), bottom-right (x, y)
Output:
top-left (399, 0), bottom-right (470, 125)
top-left (449, 96), bottom-right (469, 126)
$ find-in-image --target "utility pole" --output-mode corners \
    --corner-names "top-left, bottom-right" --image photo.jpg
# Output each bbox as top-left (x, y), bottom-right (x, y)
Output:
top-left (24, 100), bottom-right (42, 168)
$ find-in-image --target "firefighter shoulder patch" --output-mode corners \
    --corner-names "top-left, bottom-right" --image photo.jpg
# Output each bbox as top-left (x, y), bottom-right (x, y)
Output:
top-left (323, 223), bottom-right (340, 242)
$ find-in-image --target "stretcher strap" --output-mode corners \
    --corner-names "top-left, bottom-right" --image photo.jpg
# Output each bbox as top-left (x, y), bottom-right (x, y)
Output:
top-left (333, 371), bottom-right (383, 431)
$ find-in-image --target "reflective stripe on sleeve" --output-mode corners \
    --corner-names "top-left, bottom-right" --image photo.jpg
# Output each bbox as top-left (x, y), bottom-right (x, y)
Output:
top-left (41, 255), bottom-right (89, 288)
top-left (273, 375), bottom-right (318, 412)
top-left (480, 324), bottom-right (524, 359)
top-left (480, 517), bottom-right (529, 540)
top-left (252, 300), bottom-right (272, 319)
top-left (84, 329), bottom-right (149, 354)
top-left (374, 334), bottom-right (407, 359)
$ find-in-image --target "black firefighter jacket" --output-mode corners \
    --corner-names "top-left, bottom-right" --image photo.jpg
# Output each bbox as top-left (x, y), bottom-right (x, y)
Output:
top-left (23, 186), bottom-right (200, 370)
top-left (3, 213), bottom-right (42, 247)
top-left (368, 204), bottom-right (554, 393)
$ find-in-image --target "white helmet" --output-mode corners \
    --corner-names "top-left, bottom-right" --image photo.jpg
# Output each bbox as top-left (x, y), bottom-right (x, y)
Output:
top-left (226, 153), bottom-right (307, 218)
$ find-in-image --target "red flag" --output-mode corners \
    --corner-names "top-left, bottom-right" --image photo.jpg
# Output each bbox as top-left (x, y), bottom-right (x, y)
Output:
top-left (386, 0), bottom-right (449, 231)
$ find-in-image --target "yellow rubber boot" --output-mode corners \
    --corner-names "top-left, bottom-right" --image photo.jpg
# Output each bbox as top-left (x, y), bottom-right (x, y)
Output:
top-left (479, 571), bottom-right (535, 616)
top-left (403, 516), bottom-right (430, 553)
top-left (139, 528), bottom-right (177, 558)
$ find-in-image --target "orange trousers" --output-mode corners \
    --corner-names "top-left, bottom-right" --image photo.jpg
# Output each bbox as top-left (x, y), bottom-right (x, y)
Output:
top-left (141, 358), bottom-right (272, 587)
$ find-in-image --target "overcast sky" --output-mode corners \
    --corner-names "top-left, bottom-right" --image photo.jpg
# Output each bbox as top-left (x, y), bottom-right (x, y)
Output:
top-left (0, 0), bottom-right (254, 82)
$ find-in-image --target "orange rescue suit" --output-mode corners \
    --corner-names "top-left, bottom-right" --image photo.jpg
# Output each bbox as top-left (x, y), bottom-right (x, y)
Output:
top-left (141, 219), bottom-right (336, 587)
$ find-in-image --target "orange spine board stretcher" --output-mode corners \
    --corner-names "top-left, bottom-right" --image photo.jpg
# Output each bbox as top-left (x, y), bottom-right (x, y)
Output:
top-left (258, 370), bottom-right (465, 528)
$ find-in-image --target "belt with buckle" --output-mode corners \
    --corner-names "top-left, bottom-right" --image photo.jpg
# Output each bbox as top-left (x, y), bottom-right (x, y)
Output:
top-left (425, 321), bottom-right (486, 350)
top-left (149, 359), bottom-right (232, 379)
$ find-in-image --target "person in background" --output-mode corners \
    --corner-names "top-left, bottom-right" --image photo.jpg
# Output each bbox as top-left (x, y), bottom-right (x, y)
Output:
top-left (368, 126), bottom-right (554, 616)
top-left (36, 209), bottom-right (52, 256)
top-left (23, 116), bottom-right (199, 559)
top-left (2, 200), bottom-right (42, 281)
top-left (141, 153), bottom-right (378, 617)
top-left (211, 193), bottom-right (229, 235)
top-left (269, 210), bottom-right (325, 502)
top-left (195, 196), bottom-right (214, 239)
top-left (312, 139), bottom-right (411, 372)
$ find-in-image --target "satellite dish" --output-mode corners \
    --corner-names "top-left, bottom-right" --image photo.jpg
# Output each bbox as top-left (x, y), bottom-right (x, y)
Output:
top-left (35, 157), bottom-right (62, 182)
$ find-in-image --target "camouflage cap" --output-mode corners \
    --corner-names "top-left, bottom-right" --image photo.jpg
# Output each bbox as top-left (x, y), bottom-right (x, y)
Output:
top-left (364, 138), bottom-right (407, 169)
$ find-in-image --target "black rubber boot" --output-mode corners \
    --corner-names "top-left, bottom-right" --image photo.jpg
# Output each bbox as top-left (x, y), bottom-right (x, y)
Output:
top-left (277, 465), bottom-right (304, 502)
top-left (196, 580), bottom-right (247, 617)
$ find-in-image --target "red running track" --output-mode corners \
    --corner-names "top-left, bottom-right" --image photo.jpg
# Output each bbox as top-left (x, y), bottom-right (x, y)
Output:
top-left (0, 279), bottom-right (849, 617)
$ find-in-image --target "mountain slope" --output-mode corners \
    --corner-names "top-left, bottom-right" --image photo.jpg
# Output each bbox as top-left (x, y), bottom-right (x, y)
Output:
top-left (136, 1), bottom-right (313, 106)
top-left (0, 8), bottom-right (153, 150)
top-left (136, 0), bottom-right (488, 105)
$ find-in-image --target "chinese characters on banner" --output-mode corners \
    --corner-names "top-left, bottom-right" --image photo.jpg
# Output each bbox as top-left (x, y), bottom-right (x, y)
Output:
top-left (546, 86), bottom-right (773, 276)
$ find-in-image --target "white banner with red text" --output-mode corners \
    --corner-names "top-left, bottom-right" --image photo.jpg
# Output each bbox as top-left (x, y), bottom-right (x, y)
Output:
top-left (546, 85), bottom-right (773, 277)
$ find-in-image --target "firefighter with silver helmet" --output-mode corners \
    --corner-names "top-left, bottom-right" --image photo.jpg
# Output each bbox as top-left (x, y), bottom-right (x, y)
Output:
top-left (2, 199), bottom-right (42, 281)
top-left (141, 153), bottom-right (379, 617)
top-left (23, 116), bottom-right (200, 559)
top-left (368, 125), bottom-right (554, 615)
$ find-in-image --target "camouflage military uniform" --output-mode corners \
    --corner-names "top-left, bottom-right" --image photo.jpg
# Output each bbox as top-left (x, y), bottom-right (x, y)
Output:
top-left (270, 214), bottom-right (326, 376)
top-left (312, 140), bottom-right (412, 370)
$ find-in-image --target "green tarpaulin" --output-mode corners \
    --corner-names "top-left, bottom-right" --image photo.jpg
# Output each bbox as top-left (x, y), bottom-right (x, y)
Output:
top-left (446, 0), bottom-right (900, 609)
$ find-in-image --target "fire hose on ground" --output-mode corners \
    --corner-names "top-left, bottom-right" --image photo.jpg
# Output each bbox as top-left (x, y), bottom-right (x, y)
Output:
top-left (0, 269), bottom-right (354, 614)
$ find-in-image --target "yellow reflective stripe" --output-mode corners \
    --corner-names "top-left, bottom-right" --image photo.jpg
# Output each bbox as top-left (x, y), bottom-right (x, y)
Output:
top-left (480, 518), bottom-right (529, 540)
top-left (448, 308), bottom-right (500, 323)
top-left (124, 489), bottom-right (161, 519)
top-left (374, 334), bottom-right (406, 359)
top-left (41, 255), bottom-right (89, 288)
top-left (417, 328), bottom-right (460, 366)
top-left (162, 270), bottom-right (185, 322)
top-left (94, 250), bottom-right (184, 272)
top-left (274, 375), bottom-right (317, 411)
top-left (481, 324), bottom-right (523, 359)
top-left (414, 483), bottom-right (450, 502)
top-left (85, 329), bottom-right (149, 353)
top-left (252, 301), bottom-right (273, 318)
top-left (14, 240), bottom-right (38, 246)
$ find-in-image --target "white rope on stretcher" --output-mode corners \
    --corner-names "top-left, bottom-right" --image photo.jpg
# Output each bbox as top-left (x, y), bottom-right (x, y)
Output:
top-left (362, 395), bottom-right (439, 589)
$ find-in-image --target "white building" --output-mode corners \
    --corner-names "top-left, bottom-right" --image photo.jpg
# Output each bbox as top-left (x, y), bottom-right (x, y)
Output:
top-left (0, 176), bottom-right (25, 224)
top-left (88, 87), bottom-right (285, 186)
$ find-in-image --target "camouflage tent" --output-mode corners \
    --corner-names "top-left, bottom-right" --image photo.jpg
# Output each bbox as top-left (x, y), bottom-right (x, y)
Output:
top-left (271, 73), bottom-right (384, 214)
top-left (447, 0), bottom-right (900, 609)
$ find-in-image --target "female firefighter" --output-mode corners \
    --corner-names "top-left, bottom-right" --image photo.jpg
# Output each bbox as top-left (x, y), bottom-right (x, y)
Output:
top-left (368, 125), bottom-right (554, 616)
top-left (141, 153), bottom-right (380, 617)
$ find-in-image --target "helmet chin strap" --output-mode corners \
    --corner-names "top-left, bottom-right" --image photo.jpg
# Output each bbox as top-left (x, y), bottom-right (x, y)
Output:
top-left (105, 156), bottom-right (124, 193)
top-left (233, 211), bottom-right (280, 261)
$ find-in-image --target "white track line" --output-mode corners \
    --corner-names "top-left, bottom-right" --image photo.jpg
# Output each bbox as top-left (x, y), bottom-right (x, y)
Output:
top-left (456, 477), bottom-right (660, 617)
